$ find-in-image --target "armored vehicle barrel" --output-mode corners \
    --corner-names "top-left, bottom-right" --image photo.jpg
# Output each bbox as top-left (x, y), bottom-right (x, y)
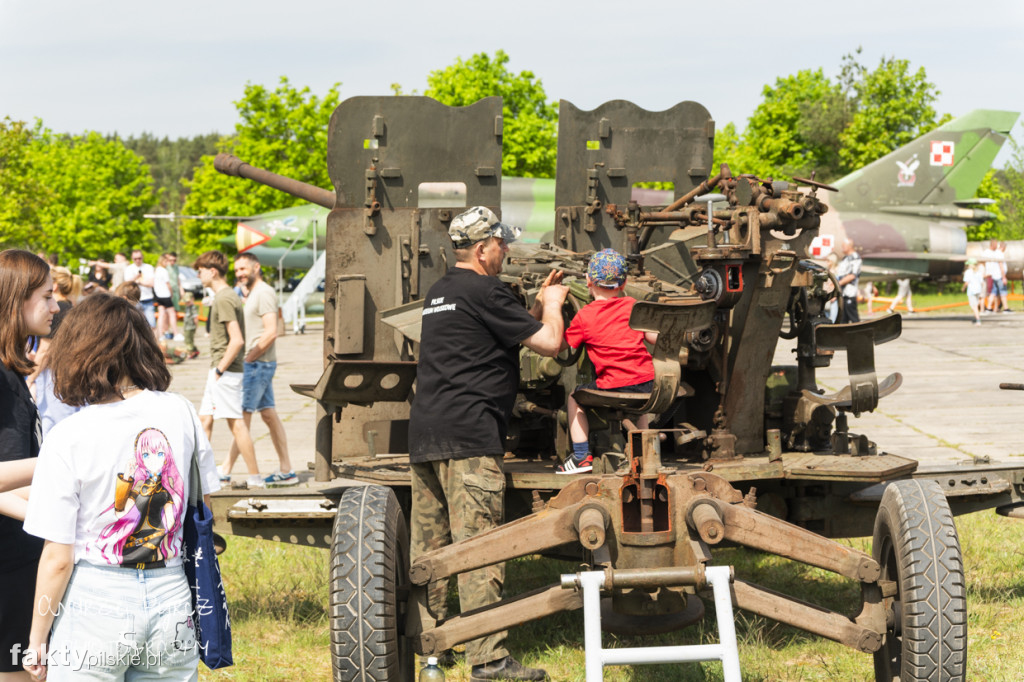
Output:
top-left (213, 153), bottom-right (336, 210)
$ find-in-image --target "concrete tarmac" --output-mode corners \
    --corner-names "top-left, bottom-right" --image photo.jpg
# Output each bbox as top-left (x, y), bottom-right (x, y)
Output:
top-left (169, 310), bottom-right (1024, 479)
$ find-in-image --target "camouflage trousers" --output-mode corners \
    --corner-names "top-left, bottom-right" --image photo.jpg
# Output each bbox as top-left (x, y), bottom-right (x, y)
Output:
top-left (182, 302), bottom-right (198, 352)
top-left (410, 455), bottom-right (508, 667)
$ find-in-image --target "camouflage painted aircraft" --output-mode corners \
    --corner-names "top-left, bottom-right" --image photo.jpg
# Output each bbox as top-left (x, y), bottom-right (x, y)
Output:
top-left (221, 203), bottom-right (328, 269)
top-left (808, 109), bottom-right (1020, 281)
top-left (222, 109), bottom-right (1019, 280)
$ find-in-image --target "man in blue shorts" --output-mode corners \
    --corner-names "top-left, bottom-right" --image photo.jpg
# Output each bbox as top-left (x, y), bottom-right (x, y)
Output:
top-left (218, 253), bottom-right (296, 486)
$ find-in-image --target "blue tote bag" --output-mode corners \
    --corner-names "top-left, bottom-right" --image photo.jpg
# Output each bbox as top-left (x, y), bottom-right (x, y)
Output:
top-left (183, 411), bottom-right (234, 669)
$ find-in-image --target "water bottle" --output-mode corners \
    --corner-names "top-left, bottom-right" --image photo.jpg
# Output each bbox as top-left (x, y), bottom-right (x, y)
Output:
top-left (419, 656), bottom-right (445, 682)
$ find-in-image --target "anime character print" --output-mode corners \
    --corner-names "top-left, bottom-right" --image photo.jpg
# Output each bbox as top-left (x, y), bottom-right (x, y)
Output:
top-left (97, 427), bottom-right (185, 566)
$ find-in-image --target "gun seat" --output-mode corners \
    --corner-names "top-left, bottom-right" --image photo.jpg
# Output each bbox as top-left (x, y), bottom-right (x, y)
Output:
top-left (801, 372), bottom-right (902, 412)
top-left (573, 382), bottom-right (695, 413)
top-left (810, 314), bottom-right (902, 415)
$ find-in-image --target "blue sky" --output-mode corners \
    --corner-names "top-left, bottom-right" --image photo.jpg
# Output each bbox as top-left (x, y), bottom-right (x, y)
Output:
top-left (2, 0), bottom-right (1022, 165)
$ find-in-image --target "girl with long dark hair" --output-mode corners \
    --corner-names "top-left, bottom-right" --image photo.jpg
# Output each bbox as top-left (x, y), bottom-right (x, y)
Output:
top-left (22, 294), bottom-right (221, 680)
top-left (0, 250), bottom-right (58, 682)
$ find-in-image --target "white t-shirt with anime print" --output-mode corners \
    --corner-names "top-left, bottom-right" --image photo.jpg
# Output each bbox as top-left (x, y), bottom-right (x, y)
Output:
top-left (24, 391), bottom-right (221, 568)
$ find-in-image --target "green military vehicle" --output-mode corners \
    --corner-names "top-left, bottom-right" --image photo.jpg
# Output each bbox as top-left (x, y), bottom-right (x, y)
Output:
top-left (208, 96), bottom-right (1024, 682)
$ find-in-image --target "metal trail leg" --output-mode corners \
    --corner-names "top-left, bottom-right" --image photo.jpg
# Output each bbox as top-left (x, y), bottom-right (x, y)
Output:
top-left (569, 566), bottom-right (741, 682)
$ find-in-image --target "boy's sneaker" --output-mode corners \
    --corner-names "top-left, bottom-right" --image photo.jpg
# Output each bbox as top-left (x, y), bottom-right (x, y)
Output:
top-left (246, 475), bottom-right (266, 489)
top-left (264, 471), bottom-right (299, 486)
top-left (556, 454), bottom-right (593, 475)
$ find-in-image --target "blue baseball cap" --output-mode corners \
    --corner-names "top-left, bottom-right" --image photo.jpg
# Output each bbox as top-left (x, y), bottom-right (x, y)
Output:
top-left (588, 248), bottom-right (627, 288)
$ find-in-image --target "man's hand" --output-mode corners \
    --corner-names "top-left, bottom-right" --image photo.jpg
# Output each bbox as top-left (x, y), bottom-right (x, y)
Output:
top-left (530, 270), bottom-right (568, 320)
top-left (540, 269), bottom-right (564, 289)
top-left (540, 282), bottom-right (569, 307)
top-left (524, 272), bottom-right (570, 356)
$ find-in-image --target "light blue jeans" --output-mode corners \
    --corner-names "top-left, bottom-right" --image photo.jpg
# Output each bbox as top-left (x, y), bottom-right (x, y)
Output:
top-left (242, 360), bottom-right (277, 412)
top-left (139, 300), bottom-right (157, 329)
top-left (47, 562), bottom-right (198, 681)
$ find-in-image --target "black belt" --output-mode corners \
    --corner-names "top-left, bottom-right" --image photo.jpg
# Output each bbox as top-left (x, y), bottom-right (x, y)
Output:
top-left (129, 560), bottom-right (166, 570)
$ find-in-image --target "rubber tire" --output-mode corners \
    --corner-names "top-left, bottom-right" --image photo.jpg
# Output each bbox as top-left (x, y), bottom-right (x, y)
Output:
top-left (330, 485), bottom-right (413, 682)
top-left (872, 479), bottom-right (966, 682)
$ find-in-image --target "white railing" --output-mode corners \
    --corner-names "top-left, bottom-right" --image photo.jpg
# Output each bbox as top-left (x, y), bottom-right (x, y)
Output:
top-left (281, 251), bottom-right (326, 333)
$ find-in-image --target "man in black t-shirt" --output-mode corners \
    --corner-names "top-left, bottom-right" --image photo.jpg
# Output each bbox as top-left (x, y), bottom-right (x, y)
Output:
top-left (409, 206), bottom-right (567, 681)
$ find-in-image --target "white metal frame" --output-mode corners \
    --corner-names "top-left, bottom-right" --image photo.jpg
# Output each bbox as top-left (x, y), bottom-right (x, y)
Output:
top-left (566, 566), bottom-right (741, 682)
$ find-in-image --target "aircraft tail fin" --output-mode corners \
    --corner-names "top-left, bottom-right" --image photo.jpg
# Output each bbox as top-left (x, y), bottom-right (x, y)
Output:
top-left (832, 109), bottom-right (1019, 210)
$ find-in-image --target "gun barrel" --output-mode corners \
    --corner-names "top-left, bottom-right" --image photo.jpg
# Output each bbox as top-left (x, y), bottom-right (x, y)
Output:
top-left (214, 153), bottom-right (336, 210)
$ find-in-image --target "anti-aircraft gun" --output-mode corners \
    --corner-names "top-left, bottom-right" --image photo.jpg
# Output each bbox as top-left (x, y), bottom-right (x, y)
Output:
top-left (209, 96), bottom-right (1024, 682)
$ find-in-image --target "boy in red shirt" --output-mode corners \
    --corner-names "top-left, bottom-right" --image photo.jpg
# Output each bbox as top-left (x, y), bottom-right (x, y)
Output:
top-left (557, 249), bottom-right (657, 474)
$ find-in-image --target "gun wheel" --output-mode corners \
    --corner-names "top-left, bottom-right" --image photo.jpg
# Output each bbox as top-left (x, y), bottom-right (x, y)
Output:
top-left (330, 485), bottom-right (413, 682)
top-left (872, 479), bottom-right (966, 682)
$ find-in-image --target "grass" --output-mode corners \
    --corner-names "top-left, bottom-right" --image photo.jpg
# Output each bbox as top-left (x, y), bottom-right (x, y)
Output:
top-left (200, 537), bottom-right (331, 681)
top-left (205, 511), bottom-right (1024, 681)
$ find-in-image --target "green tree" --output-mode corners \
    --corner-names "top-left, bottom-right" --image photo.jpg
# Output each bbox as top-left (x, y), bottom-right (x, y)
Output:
top-left (966, 169), bottom-right (1006, 242)
top-left (838, 56), bottom-right (940, 172)
top-left (991, 131), bottom-right (1024, 241)
top-left (1, 121), bottom-right (156, 260)
top-left (0, 118), bottom-right (45, 249)
top-left (182, 77), bottom-right (341, 253)
top-left (716, 52), bottom-right (943, 184)
top-left (122, 132), bottom-right (220, 255)
top-left (727, 69), bottom-right (847, 180)
top-left (711, 121), bottom-right (750, 176)
top-left (26, 129), bottom-right (157, 260)
top-left (425, 50), bottom-right (558, 178)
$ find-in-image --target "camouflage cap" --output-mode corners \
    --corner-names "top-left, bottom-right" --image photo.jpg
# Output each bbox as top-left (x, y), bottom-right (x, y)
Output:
top-left (588, 248), bottom-right (627, 288)
top-left (448, 206), bottom-right (522, 249)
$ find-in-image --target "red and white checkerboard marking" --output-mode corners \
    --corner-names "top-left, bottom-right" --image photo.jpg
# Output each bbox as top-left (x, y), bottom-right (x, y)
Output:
top-left (809, 234), bottom-right (834, 258)
top-left (930, 141), bottom-right (954, 166)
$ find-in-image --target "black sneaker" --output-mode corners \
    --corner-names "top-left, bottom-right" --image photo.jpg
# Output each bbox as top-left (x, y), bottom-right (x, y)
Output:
top-left (556, 454), bottom-right (593, 474)
top-left (470, 656), bottom-right (547, 681)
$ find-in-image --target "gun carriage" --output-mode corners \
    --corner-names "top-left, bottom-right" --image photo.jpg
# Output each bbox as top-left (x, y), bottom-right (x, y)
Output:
top-left (209, 96), bottom-right (1024, 681)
